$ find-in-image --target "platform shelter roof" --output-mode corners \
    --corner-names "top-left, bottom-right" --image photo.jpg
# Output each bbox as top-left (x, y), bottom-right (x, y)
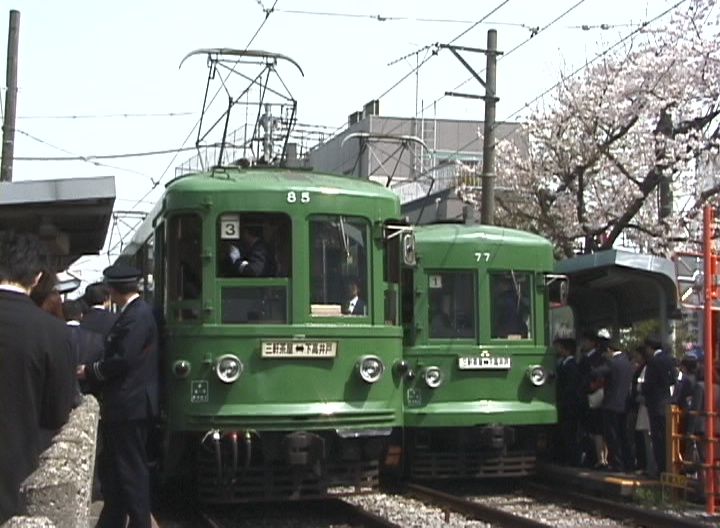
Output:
top-left (554, 249), bottom-right (679, 333)
top-left (0, 176), bottom-right (116, 270)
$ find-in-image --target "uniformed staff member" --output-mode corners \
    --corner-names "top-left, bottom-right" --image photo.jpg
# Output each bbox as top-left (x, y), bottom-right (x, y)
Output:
top-left (78, 264), bottom-right (159, 528)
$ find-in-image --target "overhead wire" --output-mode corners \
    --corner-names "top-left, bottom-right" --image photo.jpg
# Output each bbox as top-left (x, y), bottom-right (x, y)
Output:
top-left (488, 0), bottom-right (689, 148)
top-left (16, 111), bottom-right (196, 120)
top-left (99, 0), bottom-right (281, 262)
top-left (328, 0), bottom-right (513, 138)
top-left (324, 0), bottom-right (587, 176)
top-left (15, 129), bottom-right (161, 183)
top-left (128, 0), bottom-right (281, 212)
top-left (276, 7), bottom-right (640, 31)
top-left (400, 0), bottom-right (689, 193)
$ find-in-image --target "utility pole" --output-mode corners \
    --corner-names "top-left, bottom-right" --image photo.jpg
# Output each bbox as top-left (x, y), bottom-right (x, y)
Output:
top-left (440, 29), bottom-right (501, 225)
top-left (480, 30), bottom-right (498, 225)
top-left (1, 10), bottom-right (20, 182)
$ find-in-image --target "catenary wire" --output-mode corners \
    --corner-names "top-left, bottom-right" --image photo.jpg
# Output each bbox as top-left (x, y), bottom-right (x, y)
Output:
top-left (323, 0), bottom-right (589, 176)
top-left (401, 0), bottom-right (689, 191)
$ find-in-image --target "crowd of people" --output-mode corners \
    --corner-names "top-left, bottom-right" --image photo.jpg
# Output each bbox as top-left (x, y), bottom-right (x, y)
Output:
top-left (0, 231), bottom-right (159, 528)
top-left (553, 328), bottom-right (719, 479)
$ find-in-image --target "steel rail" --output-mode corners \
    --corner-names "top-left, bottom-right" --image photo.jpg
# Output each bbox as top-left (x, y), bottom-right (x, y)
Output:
top-left (523, 481), bottom-right (716, 528)
top-left (405, 483), bottom-right (555, 528)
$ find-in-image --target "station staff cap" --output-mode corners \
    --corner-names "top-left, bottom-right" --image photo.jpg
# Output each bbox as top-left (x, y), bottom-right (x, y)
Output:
top-left (103, 263), bottom-right (142, 284)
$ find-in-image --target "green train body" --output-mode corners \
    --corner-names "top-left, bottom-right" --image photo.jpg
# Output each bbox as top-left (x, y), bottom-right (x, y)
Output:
top-left (392, 223), bottom-right (558, 478)
top-left (120, 167), bottom-right (413, 502)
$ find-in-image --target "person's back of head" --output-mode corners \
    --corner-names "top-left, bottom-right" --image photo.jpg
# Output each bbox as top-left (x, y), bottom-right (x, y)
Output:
top-left (62, 299), bottom-right (84, 322)
top-left (82, 282), bottom-right (110, 309)
top-left (29, 268), bottom-right (57, 307)
top-left (0, 230), bottom-right (48, 288)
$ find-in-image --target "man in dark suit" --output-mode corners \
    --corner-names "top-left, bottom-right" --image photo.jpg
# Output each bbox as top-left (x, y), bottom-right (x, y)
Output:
top-left (227, 225), bottom-right (277, 277)
top-left (81, 281), bottom-right (117, 337)
top-left (553, 337), bottom-right (582, 466)
top-left (593, 342), bottom-right (634, 471)
top-left (0, 231), bottom-right (75, 523)
top-left (345, 279), bottom-right (366, 316)
top-left (642, 334), bottom-right (677, 476)
top-left (78, 264), bottom-right (159, 528)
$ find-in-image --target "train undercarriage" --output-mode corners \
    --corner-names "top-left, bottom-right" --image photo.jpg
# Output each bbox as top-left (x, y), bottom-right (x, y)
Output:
top-left (161, 429), bottom-right (391, 503)
top-left (403, 425), bottom-right (549, 479)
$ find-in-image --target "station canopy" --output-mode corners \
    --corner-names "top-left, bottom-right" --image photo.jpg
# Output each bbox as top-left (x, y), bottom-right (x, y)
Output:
top-left (0, 176), bottom-right (116, 270)
top-left (554, 249), bottom-right (679, 330)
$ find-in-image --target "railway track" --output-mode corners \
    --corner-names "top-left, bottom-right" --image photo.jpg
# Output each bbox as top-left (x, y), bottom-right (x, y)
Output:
top-left (522, 481), bottom-right (716, 528)
top-left (405, 481), bottom-right (717, 528)
top-left (158, 498), bottom-right (404, 527)
top-left (405, 482), bottom-right (559, 528)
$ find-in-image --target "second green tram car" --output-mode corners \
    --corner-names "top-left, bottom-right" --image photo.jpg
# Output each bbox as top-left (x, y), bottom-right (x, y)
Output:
top-left (120, 166), bottom-right (416, 502)
top-left (388, 223), bottom-right (562, 478)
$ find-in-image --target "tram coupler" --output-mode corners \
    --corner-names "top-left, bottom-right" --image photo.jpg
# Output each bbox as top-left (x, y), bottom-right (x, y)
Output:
top-left (479, 424), bottom-right (515, 450)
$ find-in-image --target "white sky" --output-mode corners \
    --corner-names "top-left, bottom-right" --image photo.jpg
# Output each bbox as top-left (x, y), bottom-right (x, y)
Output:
top-left (0, 0), bottom-right (679, 279)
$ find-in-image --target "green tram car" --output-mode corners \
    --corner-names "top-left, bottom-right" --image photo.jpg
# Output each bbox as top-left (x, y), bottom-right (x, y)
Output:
top-left (391, 222), bottom-right (561, 479)
top-left (119, 167), bottom-right (416, 502)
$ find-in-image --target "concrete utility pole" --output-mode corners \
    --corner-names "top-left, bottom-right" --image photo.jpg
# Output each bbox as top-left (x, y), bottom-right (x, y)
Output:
top-left (441, 29), bottom-right (501, 225)
top-left (1, 9), bottom-right (19, 182)
top-left (480, 30), bottom-right (498, 225)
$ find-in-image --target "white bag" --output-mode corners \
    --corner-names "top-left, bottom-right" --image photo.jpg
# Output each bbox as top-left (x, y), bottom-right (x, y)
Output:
top-left (588, 388), bottom-right (604, 409)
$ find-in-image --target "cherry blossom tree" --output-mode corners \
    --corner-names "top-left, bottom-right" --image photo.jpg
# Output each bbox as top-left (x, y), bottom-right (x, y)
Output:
top-left (493, 0), bottom-right (720, 258)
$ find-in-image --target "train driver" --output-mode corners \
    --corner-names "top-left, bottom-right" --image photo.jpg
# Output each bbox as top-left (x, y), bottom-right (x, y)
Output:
top-left (227, 224), bottom-right (277, 277)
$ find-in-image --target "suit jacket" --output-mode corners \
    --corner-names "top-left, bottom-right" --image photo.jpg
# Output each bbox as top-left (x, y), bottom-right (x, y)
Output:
top-left (556, 355), bottom-right (582, 417)
top-left (80, 307), bottom-right (117, 337)
top-left (234, 239), bottom-right (277, 277)
top-left (85, 296), bottom-right (159, 422)
top-left (643, 350), bottom-right (677, 417)
top-left (578, 348), bottom-right (605, 393)
top-left (0, 290), bottom-right (74, 523)
top-left (594, 351), bottom-right (634, 413)
top-left (349, 297), bottom-right (366, 315)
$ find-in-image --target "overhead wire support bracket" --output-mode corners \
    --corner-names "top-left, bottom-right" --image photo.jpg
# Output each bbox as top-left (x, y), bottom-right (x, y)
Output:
top-left (444, 91), bottom-right (483, 100)
top-left (437, 43), bottom-right (502, 93)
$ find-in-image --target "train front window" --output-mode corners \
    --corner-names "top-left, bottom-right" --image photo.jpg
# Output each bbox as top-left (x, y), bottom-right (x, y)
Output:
top-left (216, 212), bottom-right (290, 325)
top-left (217, 212), bottom-right (290, 278)
top-left (490, 271), bottom-right (532, 340)
top-left (309, 215), bottom-right (369, 317)
top-left (167, 213), bottom-right (202, 321)
top-left (427, 272), bottom-right (476, 339)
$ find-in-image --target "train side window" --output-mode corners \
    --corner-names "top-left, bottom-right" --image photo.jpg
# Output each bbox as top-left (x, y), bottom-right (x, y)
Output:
top-left (217, 212), bottom-right (290, 278)
top-left (490, 271), bottom-right (532, 340)
top-left (139, 234), bottom-right (155, 302)
top-left (309, 215), bottom-right (369, 317)
top-left (427, 271), bottom-right (476, 339)
top-left (167, 213), bottom-right (203, 321)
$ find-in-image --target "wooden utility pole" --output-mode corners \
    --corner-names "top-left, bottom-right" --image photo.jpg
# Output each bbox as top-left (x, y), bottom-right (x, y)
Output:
top-left (440, 30), bottom-right (501, 225)
top-left (1, 10), bottom-right (20, 182)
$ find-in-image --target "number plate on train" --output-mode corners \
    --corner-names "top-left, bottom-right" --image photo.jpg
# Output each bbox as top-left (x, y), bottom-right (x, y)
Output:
top-left (458, 356), bottom-right (512, 370)
top-left (261, 341), bottom-right (337, 358)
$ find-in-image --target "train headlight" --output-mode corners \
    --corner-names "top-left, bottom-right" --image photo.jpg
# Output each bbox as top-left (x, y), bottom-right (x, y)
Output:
top-left (215, 354), bottom-right (243, 384)
top-left (172, 360), bottom-right (191, 379)
top-left (357, 355), bottom-right (385, 383)
top-left (527, 365), bottom-right (548, 387)
top-left (422, 366), bottom-right (443, 389)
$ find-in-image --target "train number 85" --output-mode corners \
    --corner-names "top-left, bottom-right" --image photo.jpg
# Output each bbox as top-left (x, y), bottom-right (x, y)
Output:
top-left (287, 191), bottom-right (310, 203)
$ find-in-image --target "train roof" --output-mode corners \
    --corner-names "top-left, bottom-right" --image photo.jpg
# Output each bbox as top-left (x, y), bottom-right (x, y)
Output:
top-left (413, 223), bottom-right (554, 270)
top-left (414, 222), bottom-right (553, 248)
top-left (165, 168), bottom-right (400, 201)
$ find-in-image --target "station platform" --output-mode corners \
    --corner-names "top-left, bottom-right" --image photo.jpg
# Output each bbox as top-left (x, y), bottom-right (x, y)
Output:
top-left (534, 462), bottom-right (660, 498)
